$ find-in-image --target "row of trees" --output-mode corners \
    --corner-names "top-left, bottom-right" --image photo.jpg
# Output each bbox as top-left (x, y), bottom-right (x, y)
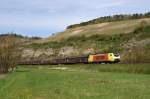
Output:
top-left (0, 33), bottom-right (42, 40)
top-left (0, 36), bottom-right (21, 74)
top-left (67, 12), bottom-right (150, 29)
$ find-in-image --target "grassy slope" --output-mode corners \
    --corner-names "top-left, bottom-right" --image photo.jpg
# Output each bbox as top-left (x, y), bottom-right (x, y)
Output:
top-left (26, 25), bottom-right (150, 55)
top-left (0, 64), bottom-right (150, 99)
top-left (37, 18), bottom-right (150, 43)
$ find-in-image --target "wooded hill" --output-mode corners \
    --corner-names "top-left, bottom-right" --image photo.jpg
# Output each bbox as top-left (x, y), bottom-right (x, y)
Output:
top-left (67, 12), bottom-right (150, 29)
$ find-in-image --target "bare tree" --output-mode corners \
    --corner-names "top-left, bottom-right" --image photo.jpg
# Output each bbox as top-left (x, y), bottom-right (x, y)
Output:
top-left (0, 36), bottom-right (21, 74)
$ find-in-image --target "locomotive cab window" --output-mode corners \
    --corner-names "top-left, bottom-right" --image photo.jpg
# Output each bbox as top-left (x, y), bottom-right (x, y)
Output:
top-left (114, 54), bottom-right (119, 57)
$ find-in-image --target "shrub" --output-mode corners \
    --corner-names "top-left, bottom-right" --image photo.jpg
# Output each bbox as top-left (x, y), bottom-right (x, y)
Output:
top-left (122, 46), bottom-right (150, 63)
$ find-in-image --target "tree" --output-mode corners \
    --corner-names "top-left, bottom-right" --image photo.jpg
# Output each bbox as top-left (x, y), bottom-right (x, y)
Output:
top-left (0, 36), bottom-right (21, 74)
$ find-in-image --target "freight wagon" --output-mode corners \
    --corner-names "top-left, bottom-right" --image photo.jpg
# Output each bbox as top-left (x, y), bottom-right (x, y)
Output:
top-left (51, 56), bottom-right (88, 65)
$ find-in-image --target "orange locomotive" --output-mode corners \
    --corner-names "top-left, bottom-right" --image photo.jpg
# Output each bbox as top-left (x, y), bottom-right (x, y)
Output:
top-left (88, 53), bottom-right (120, 63)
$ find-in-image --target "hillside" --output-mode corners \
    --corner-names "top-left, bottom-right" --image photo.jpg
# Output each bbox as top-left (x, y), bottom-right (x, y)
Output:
top-left (37, 18), bottom-right (150, 43)
top-left (67, 12), bottom-right (150, 29)
top-left (3, 13), bottom-right (148, 63)
top-left (23, 18), bottom-right (150, 63)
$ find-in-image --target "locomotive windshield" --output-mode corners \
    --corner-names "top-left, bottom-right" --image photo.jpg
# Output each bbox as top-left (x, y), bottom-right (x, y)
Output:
top-left (114, 53), bottom-right (120, 57)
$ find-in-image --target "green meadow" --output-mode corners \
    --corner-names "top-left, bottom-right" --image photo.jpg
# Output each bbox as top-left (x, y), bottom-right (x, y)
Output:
top-left (0, 64), bottom-right (150, 99)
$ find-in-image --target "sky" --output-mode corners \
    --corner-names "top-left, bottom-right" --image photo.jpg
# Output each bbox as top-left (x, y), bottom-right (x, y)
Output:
top-left (0, 0), bottom-right (150, 37)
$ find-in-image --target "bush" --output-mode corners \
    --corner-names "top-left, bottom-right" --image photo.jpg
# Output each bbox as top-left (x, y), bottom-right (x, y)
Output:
top-left (0, 36), bottom-right (21, 74)
top-left (122, 46), bottom-right (150, 63)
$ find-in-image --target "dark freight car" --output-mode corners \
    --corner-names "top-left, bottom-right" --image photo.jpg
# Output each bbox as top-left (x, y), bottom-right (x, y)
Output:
top-left (51, 58), bottom-right (66, 64)
top-left (65, 56), bottom-right (88, 64)
top-left (19, 60), bottom-right (51, 65)
top-left (51, 56), bottom-right (88, 64)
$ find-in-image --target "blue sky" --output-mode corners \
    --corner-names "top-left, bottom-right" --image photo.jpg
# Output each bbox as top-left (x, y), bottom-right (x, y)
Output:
top-left (0, 0), bottom-right (150, 37)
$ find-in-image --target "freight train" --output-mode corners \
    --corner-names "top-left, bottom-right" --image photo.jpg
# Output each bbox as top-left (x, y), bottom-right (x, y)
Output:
top-left (19, 53), bottom-right (120, 65)
top-left (51, 53), bottom-right (120, 64)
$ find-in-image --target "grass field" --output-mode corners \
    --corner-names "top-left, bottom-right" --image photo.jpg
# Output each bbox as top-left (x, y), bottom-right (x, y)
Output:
top-left (0, 64), bottom-right (150, 99)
